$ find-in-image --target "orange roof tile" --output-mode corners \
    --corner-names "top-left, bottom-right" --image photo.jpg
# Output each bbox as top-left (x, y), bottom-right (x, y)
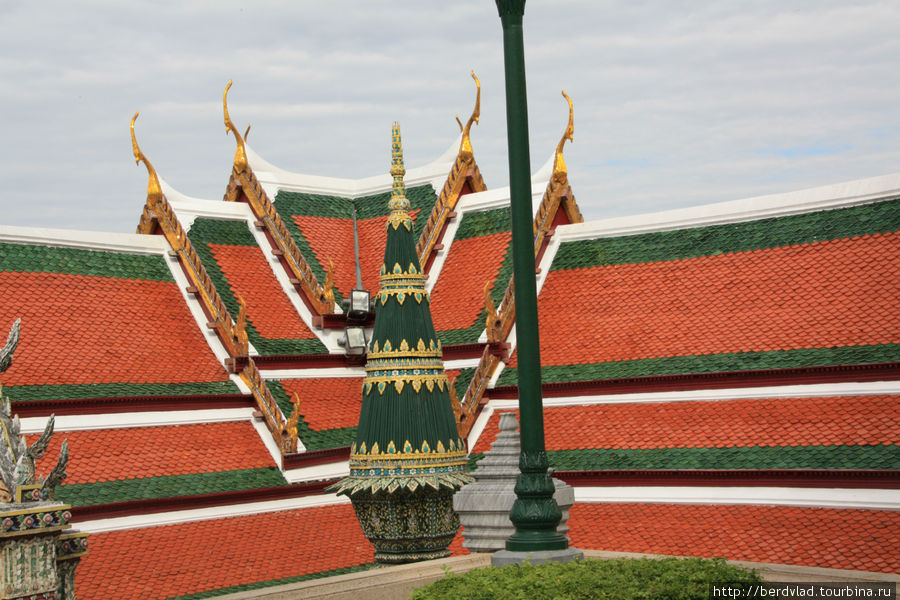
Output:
top-left (523, 232), bottom-right (900, 368)
top-left (293, 211), bottom-right (421, 300)
top-left (356, 211), bottom-right (421, 292)
top-left (280, 377), bottom-right (363, 431)
top-left (569, 503), bottom-right (900, 573)
top-left (292, 215), bottom-right (357, 298)
top-left (32, 422), bottom-right (275, 484)
top-left (208, 244), bottom-right (317, 339)
top-left (75, 504), bottom-right (373, 600)
top-left (472, 396), bottom-right (900, 454)
top-left (430, 232), bottom-right (511, 331)
top-left (0, 271), bottom-right (229, 387)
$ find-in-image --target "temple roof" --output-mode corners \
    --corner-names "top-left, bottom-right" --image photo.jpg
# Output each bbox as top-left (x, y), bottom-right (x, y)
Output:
top-left (472, 395), bottom-right (900, 471)
top-left (274, 183), bottom-right (439, 303)
top-left (1, 83), bottom-right (898, 597)
top-left (273, 376), bottom-right (362, 451)
top-left (569, 503), bottom-right (899, 574)
top-left (498, 194), bottom-right (900, 386)
top-left (0, 233), bottom-right (237, 401)
top-left (31, 421), bottom-right (283, 507)
top-left (186, 215), bottom-right (327, 355)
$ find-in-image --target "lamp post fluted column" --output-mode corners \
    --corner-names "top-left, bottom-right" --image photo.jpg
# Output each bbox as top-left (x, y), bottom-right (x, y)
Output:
top-left (493, 0), bottom-right (572, 556)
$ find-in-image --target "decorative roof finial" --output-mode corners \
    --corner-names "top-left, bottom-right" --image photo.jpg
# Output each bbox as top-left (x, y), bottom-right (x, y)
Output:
top-left (223, 81), bottom-right (248, 172)
top-left (458, 71), bottom-right (481, 161)
top-left (553, 90), bottom-right (574, 179)
top-left (130, 112), bottom-right (163, 206)
top-left (387, 122), bottom-right (412, 231)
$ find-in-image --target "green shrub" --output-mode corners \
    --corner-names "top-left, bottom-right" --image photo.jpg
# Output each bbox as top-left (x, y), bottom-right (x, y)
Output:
top-left (411, 557), bottom-right (762, 600)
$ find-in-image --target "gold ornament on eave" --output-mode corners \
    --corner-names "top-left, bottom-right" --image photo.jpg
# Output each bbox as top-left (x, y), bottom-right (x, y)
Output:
top-left (130, 111), bottom-right (163, 207)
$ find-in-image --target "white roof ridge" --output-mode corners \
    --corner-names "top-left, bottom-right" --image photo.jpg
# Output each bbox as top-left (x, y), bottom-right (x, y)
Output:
top-left (558, 170), bottom-right (900, 242)
top-left (245, 134), bottom-right (462, 199)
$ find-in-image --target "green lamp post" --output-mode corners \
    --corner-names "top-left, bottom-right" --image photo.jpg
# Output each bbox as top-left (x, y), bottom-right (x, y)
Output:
top-left (493, 0), bottom-right (581, 562)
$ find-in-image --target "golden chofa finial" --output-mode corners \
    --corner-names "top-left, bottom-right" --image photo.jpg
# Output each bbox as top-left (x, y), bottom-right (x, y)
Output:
top-left (130, 111), bottom-right (163, 206)
top-left (387, 122), bottom-right (412, 231)
top-left (223, 81), bottom-right (248, 172)
top-left (553, 90), bottom-right (574, 180)
top-left (457, 71), bottom-right (481, 161)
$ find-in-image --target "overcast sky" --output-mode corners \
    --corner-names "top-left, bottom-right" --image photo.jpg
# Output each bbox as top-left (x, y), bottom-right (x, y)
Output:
top-left (1, 1), bottom-right (898, 232)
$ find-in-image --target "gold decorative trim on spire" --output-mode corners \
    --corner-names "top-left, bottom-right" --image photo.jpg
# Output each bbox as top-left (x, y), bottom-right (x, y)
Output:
top-left (130, 111), bottom-right (162, 207)
top-left (387, 122), bottom-right (412, 231)
top-left (223, 81), bottom-right (248, 172)
top-left (458, 71), bottom-right (480, 161)
top-left (553, 89), bottom-right (574, 181)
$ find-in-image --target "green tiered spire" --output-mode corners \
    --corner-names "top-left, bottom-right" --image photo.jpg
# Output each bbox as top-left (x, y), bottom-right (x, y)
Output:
top-left (330, 123), bottom-right (472, 563)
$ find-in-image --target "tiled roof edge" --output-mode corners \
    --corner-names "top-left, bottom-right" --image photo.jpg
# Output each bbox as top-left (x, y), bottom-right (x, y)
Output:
top-left (557, 469), bottom-right (900, 490)
top-left (482, 380), bottom-right (900, 409)
top-left (20, 408), bottom-right (256, 434)
top-left (455, 182), bottom-right (546, 214)
top-left (164, 191), bottom-right (252, 232)
top-left (0, 224), bottom-right (167, 255)
top-left (74, 487), bottom-right (350, 533)
top-left (572, 485), bottom-right (900, 510)
top-left (557, 171), bottom-right (900, 243)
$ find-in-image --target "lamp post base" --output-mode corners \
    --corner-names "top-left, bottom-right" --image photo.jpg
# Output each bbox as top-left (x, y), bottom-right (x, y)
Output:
top-left (491, 547), bottom-right (584, 567)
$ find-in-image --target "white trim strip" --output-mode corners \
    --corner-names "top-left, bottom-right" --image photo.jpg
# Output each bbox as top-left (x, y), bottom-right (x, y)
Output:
top-left (485, 380), bottom-right (900, 411)
top-left (260, 367), bottom-right (365, 380)
top-left (0, 225), bottom-right (167, 254)
top-left (284, 462), bottom-right (350, 485)
top-left (557, 172), bottom-right (900, 243)
top-left (74, 493), bottom-right (351, 534)
top-left (574, 486), bottom-right (900, 511)
top-left (19, 408), bottom-right (256, 434)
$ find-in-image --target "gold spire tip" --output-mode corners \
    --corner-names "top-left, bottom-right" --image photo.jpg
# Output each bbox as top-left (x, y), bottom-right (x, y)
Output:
top-left (554, 90), bottom-right (574, 176)
top-left (459, 71), bottom-right (481, 160)
top-left (388, 122), bottom-right (410, 224)
top-left (223, 80), bottom-right (248, 171)
top-left (130, 111), bottom-right (162, 203)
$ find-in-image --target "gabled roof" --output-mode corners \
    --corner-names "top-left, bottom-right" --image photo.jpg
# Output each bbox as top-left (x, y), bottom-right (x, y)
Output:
top-left (430, 205), bottom-right (512, 345)
top-left (499, 193), bottom-right (900, 387)
top-left (569, 503), bottom-right (899, 573)
top-left (76, 503), bottom-right (376, 599)
top-left (220, 77), bottom-right (489, 317)
top-left (32, 421), bottom-right (283, 507)
top-left (186, 215), bottom-right (326, 355)
top-left (274, 184), bottom-right (438, 303)
top-left (273, 376), bottom-right (362, 451)
top-left (472, 395), bottom-right (900, 471)
top-left (0, 232), bottom-right (236, 402)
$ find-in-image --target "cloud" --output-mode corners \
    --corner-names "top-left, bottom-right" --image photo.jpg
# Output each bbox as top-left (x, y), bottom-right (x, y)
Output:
top-left (0, 1), bottom-right (897, 230)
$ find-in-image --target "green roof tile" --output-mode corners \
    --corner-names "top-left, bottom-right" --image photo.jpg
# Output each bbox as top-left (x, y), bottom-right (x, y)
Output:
top-left (186, 218), bottom-right (327, 356)
top-left (454, 206), bottom-right (511, 241)
top-left (551, 197), bottom-right (900, 271)
top-left (542, 444), bottom-right (900, 471)
top-left (266, 380), bottom-right (356, 451)
top-left (0, 242), bottom-right (173, 282)
top-left (56, 467), bottom-right (287, 507)
top-left (497, 343), bottom-right (900, 386)
top-left (6, 381), bottom-right (240, 402)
